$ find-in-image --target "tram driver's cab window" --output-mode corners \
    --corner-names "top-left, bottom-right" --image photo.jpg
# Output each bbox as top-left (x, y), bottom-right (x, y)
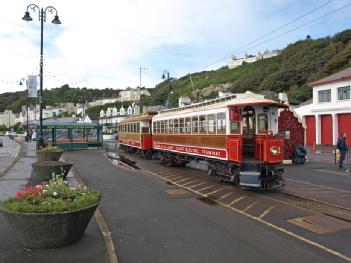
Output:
top-left (258, 114), bottom-right (268, 133)
top-left (217, 113), bottom-right (226, 134)
top-left (141, 122), bottom-right (149, 134)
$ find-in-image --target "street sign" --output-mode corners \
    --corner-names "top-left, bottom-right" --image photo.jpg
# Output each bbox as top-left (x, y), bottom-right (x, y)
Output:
top-left (27, 75), bottom-right (38, 97)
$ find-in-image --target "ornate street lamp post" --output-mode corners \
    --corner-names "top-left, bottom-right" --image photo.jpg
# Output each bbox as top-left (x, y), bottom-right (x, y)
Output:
top-left (162, 70), bottom-right (173, 108)
top-left (22, 4), bottom-right (61, 147)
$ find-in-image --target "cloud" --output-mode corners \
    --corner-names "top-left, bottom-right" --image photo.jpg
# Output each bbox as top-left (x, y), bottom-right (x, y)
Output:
top-left (0, 0), bottom-right (350, 95)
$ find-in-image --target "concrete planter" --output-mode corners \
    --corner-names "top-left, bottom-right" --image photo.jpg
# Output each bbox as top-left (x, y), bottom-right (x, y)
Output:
top-left (0, 202), bottom-right (99, 248)
top-left (36, 151), bottom-right (63, 162)
top-left (32, 161), bottom-right (73, 181)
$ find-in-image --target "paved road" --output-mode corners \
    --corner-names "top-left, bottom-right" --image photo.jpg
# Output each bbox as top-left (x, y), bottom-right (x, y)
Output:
top-left (65, 150), bottom-right (343, 263)
top-left (0, 136), bottom-right (18, 173)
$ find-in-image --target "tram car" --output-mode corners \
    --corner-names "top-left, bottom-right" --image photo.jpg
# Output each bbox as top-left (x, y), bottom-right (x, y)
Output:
top-left (118, 114), bottom-right (154, 158)
top-left (118, 92), bottom-right (287, 189)
top-left (151, 93), bottom-right (287, 189)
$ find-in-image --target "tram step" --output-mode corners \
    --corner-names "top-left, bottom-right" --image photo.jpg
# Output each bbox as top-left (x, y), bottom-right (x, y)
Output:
top-left (239, 171), bottom-right (261, 187)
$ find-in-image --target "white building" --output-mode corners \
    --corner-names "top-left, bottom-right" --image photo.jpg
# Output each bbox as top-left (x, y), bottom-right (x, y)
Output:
top-left (295, 67), bottom-right (351, 146)
top-left (0, 110), bottom-right (17, 127)
top-left (89, 98), bottom-right (118, 107)
top-left (118, 88), bottom-right (151, 102)
top-left (99, 105), bottom-right (136, 133)
top-left (228, 50), bottom-right (280, 69)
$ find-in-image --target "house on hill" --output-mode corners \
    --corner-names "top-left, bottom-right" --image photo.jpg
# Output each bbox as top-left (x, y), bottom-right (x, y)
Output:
top-left (295, 67), bottom-right (351, 146)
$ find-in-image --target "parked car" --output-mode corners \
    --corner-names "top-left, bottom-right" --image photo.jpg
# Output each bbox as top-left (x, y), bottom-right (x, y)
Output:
top-left (0, 138), bottom-right (3, 147)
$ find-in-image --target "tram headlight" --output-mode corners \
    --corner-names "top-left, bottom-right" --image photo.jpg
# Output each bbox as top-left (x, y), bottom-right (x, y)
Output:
top-left (269, 146), bottom-right (280, 156)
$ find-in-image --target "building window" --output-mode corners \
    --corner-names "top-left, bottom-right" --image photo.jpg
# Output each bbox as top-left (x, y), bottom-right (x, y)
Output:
top-left (318, 89), bottom-right (331, 102)
top-left (338, 86), bottom-right (350, 100)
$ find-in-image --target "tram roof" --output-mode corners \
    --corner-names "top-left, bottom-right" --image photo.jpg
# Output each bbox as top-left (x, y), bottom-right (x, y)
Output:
top-left (120, 113), bottom-right (155, 123)
top-left (155, 92), bottom-right (288, 118)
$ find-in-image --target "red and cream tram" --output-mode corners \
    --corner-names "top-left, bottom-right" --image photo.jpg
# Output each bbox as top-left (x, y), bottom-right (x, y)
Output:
top-left (118, 92), bottom-right (288, 189)
top-left (118, 114), bottom-right (154, 158)
top-left (151, 93), bottom-right (287, 189)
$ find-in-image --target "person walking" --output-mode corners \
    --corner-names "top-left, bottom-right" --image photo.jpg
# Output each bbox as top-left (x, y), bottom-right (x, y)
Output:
top-left (337, 132), bottom-right (348, 169)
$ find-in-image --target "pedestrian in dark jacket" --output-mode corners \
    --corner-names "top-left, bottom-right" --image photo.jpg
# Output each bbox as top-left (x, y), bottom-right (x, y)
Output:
top-left (337, 132), bottom-right (348, 169)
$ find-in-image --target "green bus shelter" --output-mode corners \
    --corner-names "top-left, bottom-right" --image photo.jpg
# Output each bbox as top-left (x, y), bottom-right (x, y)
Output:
top-left (37, 122), bottom-right (103, 151)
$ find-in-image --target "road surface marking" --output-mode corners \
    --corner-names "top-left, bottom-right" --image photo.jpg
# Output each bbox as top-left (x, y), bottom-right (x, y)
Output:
top-left (206, 188), bottom-right (225, 196)
top-left (163, 174), bottom-right (182, 179)
top-left (217, 192), bottom-right (234, 200)
top-left (315, 169), bottom-right (351, 178)
top-left (259, 206), bottom-right (275, 219)
top-left (286, 178), bottom-right (351, 194)
top-left (189, 182), bottom-right (207, 189)
top-left (173, 177), bottom-right (194, 183)
top-left (242, 201), bottom-right (259, 212)
top-left (182, 179), bottom-right (199, 186)
top-left (229, 196), bottom-right (246, 206)
top-left (197, 185), bottom-right (214, 192)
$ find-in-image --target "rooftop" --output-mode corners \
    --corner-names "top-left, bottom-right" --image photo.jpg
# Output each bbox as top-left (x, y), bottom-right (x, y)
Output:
top-left (309, 67), bottom-right (351, 87)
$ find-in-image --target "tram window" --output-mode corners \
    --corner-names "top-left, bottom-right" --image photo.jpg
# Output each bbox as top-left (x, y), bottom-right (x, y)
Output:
top-left (258, 114), bottom-right (268, 132)
top-left (160, 121), bottom-right (165, 134)
top-left (199, 115), bottom-right (207, 133)
top-left (157, 121), bottom-right (161, 134)
top-left (163, 120), bottom-right (168, 134)
top-left (136, 122), bottom-right (140, 133)
top-left (169, 119), bottom-right (174, 134)
top-left (152, 122), bottom-right (156, 134)
top-left (174, 119), bottom-right (179, 134)
top-left (192, 116), bottom-right (199, 133)
top-left (208, 114), bottom-right (216, 134)
top-left (179, 118), bottom-right (185, 134)
top-left (185, 117), bottom-right (191, 134)
top-left (217, 113), bottom-right (226, 134)
top-left (230, 122), bottom-right (240, 134)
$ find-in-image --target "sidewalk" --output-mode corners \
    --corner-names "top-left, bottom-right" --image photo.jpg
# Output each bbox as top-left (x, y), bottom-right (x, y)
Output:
top-left (0, 142), bottom-right (107, 263)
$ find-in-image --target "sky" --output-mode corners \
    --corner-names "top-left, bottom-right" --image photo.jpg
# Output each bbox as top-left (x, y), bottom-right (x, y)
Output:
top-left (0, 0), bottom-right (350, 94)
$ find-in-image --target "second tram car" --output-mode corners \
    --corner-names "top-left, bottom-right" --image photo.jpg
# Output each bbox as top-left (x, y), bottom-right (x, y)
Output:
top-left (151, 93), bottom-right (287, 189)
top-left (118, 114), bottom-right (154, 158)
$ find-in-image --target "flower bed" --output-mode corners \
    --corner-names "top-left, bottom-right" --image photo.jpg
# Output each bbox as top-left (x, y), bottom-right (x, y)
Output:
top-left (0, 175), bottom-right (101, 248)
top-left (3, 175), bottom-right (100, 213)
top-left (37, 144), bottom-right (63, 162)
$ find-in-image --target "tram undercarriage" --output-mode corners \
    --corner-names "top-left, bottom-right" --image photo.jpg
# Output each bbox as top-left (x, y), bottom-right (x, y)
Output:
top-left (120, 145), bottom-right (284, 190)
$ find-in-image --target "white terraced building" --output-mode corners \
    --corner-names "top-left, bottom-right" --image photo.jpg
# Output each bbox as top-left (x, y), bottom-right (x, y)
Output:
top-left (294, 67), bottom-right (351, 146)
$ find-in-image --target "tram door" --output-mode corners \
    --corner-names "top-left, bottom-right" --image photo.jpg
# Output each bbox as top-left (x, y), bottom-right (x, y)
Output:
top-left (242, 106), bottom-right (256, 160)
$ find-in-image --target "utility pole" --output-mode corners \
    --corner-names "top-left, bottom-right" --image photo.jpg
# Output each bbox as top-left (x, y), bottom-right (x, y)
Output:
top-left (139, 66), bottom-right (147, 89)
top-left (139, 67), bottom-right (147, 114)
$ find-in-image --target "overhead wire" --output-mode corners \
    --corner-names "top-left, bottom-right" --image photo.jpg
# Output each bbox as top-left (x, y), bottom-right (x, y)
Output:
top-left (202, 0), bottom-right (346, 69)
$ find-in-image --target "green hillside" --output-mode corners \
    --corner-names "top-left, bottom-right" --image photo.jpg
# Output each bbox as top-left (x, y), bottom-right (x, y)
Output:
top-left (0, 84), bottom-right (120, 112)
top-left (145, 29), bottom-right (351, 107)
